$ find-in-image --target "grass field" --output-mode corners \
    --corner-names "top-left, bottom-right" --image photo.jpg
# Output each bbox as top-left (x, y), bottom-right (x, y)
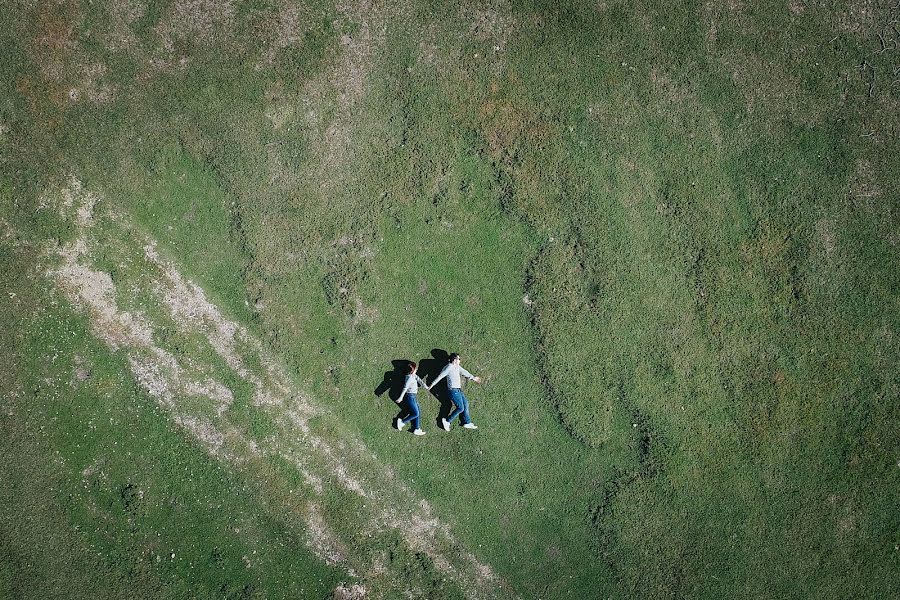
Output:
top-left (1, 0), bottom-right (898, 598)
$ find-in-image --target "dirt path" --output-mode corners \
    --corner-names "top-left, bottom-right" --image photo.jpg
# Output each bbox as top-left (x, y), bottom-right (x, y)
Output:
top-left (47, 176), bottom-right (516, 599)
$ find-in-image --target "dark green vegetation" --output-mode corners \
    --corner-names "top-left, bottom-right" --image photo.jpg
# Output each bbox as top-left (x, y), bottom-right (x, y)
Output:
top-left (2, 0), bottom-right (898, 598)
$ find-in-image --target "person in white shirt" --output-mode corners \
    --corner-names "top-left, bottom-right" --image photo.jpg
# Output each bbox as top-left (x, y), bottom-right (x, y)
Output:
top-left (427, 352), bottom-right (482, 431)
top-left (395, 361), bottom-right (428, 435)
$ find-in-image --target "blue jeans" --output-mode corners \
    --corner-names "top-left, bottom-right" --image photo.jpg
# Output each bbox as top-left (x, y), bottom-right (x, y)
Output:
top-left (401, 394), bottom-right (420, 430)
top-left (447, 388), bottom-right (471, 425)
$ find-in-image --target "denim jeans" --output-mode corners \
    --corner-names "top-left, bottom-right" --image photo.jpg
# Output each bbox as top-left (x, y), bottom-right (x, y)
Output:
top-left (447, 388), bottom-right (471, 425)
top-left (401, 393), bottom-right (420, 430)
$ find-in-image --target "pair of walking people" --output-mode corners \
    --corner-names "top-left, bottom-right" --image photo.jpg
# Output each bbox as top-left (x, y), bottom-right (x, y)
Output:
top-left (394, 353), bottom-right (483, 436)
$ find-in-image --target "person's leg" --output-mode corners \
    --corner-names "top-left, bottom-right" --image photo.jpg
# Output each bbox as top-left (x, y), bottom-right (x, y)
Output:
top-left (402, 395), bottom-right (420, 430)
top-left (410, 397), bottom-right (420, 431)
top-left (447, 389), bottom-right (464, 423)
top-left (458, 391), bottom-right (471, 425)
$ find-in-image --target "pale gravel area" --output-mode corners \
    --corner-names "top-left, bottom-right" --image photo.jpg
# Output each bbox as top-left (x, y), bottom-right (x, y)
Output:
top-left (305, 503), bottom-right (347, 566)
top-left (46, 177), bottom-right (515, 600)
top-left (154, 0), bottom-right (237, 54)
top-left (333, 583), bottom-right (368, 600)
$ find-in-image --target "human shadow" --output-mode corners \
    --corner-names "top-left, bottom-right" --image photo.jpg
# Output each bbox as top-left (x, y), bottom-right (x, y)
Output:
top-left (417, 349), bottom-right (453, 426)
top-left (374, 359), bottom-right (412, 429)
top-left (374, 359), bottom-right (411, 403)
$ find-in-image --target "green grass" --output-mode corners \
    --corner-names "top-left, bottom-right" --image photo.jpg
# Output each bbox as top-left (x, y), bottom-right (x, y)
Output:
top-left (2, 0), bottom-right (898, 598)
top-left (0, 241), bottom-right (343, 599)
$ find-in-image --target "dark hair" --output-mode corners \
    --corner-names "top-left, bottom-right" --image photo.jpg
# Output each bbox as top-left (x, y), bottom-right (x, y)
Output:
top-left (408, 361), bottom-right (417, 373)
top-left (448, 353), bottom-right (460, 362)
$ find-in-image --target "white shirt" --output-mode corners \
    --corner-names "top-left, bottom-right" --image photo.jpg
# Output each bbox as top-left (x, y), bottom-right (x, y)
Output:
top-left (431, 363), bottom-right (475, 389)
top-left (402, 374), bottom-right (428, 397)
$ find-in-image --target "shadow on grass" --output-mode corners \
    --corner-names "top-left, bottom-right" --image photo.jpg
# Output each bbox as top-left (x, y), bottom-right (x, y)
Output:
top-left (374, 350), bottom-right (452, 431)
top-left (375, 359), bottom-right (413, 429)
top-left (374, 359), bottom-right (411, 402)
top-left (418, 349), bottom-right (452, 428)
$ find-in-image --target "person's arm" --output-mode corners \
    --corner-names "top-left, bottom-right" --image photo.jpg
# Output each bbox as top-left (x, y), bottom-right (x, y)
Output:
top-left (428, 365), bottom-right (450, 390)
top-left (416, 375), bottom-right (428, 388)
top-left (398, 375), bottom-right (413, 403)
top-left (459, 366), bottom-right (482, 383)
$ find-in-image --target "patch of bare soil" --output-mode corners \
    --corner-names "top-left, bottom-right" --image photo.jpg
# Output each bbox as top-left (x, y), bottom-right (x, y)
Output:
top-left (107, 0), bottom-right (145, 52)
top-left (650, 68), bottom-right (686, 104)
top-left (253, 0), bottom-right (320, 67)
top-left (721, 50), bottom-right (825, 127)
top-left (154, 0), bottom-right (236, 53)
top-left (333, 0), bottom-right (378, 112)
top-left (26, 1), bottom-right (117, 107)
top-left (332, 583), bottom-right (368, 600)
top-left (649, 68), bottom-right (697, 118)
top-left (847, 157), bottom-right (897, 247)
top-left (306, 0), bottom-right (385, 175)
top-left (468, 5), bottom-right (516, 76)
top-left (815, 217), bottom-right (836, 255)
top-left (836, 0), bottom-right (879, 35)
top-left (305, 503), bottom-right (346, 565)
top-left (849, 158), bottom-right (882, 205)
top-left (29, 0), bottom-right (79, 90)
top-left (700, 0), bottom-right (749, 46)
top-left (302, 0), bottom-right (519, 183)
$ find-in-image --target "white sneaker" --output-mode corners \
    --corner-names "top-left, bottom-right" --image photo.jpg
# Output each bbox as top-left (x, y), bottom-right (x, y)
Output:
top-left (441, 418), bottom-right (450, 431)
top-left (413, 429), bottom-right (426, 436)
top-left (395, 418), bottom-right (404, 430)
top-left (462, 423), bottom-right (478, 429)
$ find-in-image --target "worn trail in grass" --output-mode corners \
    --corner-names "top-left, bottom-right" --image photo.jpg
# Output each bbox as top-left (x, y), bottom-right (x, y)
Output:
top-left (47, 176), bottom-right (511, 599)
